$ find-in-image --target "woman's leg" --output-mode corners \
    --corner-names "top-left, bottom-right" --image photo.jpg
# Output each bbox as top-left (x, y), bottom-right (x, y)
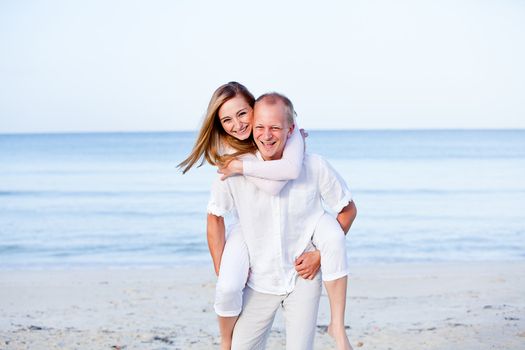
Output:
top-left (312, 213), bottom-right (353, 350)
top-left (218, 317), bottom-right (238, 350)
top-left (214, 225), bottom-right (250, 350)
top-left (325, 277), bottom-right (352, 350)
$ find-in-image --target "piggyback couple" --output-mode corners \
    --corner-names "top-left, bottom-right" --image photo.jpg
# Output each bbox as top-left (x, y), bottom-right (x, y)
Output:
top-left (179, 82), bottom-right (357, 350)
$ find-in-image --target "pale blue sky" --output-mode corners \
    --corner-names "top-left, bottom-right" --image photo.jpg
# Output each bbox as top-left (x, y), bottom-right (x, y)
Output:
top-left (1, 0), bottom-right (524, 133)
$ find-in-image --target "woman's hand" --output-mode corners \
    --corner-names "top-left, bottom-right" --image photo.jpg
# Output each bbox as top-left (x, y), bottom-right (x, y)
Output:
top-left (300, 128), bottom-right (308, 152)
top-left (294, 249), bottom-right (320, 280)
top-left (299, 128), bottom-right (309, 140)
top-left (217, 159), bottom-right (243, 180)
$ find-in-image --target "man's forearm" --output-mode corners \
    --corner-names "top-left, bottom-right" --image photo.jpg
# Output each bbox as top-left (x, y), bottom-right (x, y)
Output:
top-left (336, 201), bottom-right (357, 234)
top-left (207, 213), bottom-right (226, 275)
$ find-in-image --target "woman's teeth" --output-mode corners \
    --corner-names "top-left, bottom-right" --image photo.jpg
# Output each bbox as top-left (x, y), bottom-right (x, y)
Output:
top-left (237, 125), bottom-right (247, 133)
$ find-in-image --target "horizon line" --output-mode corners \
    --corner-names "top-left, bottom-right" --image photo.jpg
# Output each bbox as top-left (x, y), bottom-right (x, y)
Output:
top-left (1, 127), bottom-right (525, 136)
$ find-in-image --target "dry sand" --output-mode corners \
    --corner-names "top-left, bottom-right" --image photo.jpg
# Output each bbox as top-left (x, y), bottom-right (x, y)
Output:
top-left (1, 262), bottom-right (524, 349)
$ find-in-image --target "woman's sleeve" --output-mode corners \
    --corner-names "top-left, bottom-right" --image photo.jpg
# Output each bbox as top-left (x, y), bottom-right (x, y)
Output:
top-left (239, 153), bottom-right (288, 196)
top-left (242, 126), bottom-right (304, 181)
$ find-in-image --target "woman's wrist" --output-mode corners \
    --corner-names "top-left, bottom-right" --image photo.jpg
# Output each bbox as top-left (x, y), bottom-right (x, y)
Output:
top-left (234, 160), bottom-right (244, 175)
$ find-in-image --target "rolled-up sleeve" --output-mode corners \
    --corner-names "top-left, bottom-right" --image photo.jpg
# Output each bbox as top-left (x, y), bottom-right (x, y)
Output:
top-left (207, 176), bottom-right (234, 217)
top-left (317, 156), bottom-right (353, 214)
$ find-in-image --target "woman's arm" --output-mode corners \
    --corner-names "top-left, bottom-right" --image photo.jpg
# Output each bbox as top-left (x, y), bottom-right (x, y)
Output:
top-left (244, 177), bottom-right (288, 196)
top-left (223, 153), bottom-right (289, 196)
top-left (217, 144), bottom-right (289, 196)
top-left (207, 213), bottom-right (226, 276)
top-left (219, 126), bottom-right (305, 181)
top-left (244, 126), bottom-right (304, 180)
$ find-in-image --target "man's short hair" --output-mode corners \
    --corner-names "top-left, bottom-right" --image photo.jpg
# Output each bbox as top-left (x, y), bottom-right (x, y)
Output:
top-left (255, 92), bottom-right (296, 124)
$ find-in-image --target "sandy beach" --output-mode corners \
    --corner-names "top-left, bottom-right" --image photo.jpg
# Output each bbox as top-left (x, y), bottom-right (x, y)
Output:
top-left (1, 262), bottom-right (524, 349)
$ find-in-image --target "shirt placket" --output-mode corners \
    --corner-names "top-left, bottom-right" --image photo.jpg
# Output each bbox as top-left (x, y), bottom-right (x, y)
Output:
top-left (269, 194), bottom-right (283, 292)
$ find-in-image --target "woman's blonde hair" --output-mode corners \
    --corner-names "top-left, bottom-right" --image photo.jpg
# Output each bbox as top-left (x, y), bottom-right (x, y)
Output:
top-left (177, 82), bottom-right (257, 174)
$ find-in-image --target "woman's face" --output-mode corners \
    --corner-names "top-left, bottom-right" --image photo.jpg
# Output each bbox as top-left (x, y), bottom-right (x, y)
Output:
top-left (217, 95), bottom-right (253, 140)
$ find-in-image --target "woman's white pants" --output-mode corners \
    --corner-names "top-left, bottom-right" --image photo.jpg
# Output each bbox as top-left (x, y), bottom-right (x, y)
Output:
top-left (214, 213), bottom-right (348, 317)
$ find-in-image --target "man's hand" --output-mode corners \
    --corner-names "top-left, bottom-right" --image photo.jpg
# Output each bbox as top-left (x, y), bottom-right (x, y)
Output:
top-left (217, 159), bottom-right (243, 180)
top-left (295, 250), bottom-right (320, 280)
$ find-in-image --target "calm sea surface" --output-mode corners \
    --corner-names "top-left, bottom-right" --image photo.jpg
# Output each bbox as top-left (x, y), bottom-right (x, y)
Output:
top-left (1, 130), bottom-right (524, 269)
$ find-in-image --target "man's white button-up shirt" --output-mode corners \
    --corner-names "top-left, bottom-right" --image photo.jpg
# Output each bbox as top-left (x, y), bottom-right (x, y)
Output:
top-left (207, 153), bottom-right (352, 295)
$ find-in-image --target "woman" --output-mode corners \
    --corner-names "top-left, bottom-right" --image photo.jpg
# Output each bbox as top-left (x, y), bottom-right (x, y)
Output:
top-left (178, 82), bottom-right (353, 350)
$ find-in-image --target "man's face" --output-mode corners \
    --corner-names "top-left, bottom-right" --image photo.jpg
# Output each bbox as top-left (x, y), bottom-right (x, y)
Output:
top-left (252, 101), bottom-right (294, 161)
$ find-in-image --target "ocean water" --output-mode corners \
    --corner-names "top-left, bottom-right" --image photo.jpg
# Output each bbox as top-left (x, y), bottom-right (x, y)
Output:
top-left (1, 130), bottom-right (524, 269)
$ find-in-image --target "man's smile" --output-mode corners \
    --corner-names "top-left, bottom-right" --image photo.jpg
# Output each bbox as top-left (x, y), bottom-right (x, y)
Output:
top-left (259, 140), bottom-right (277, 149)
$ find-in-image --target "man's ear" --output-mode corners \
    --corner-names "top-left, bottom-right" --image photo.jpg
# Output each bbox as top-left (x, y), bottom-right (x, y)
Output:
top-left (287, 123), bottom-right (295, 138)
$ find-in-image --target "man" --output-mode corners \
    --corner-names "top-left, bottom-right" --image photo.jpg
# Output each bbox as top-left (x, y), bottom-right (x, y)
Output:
top-left (207, 93), bottom-right (357, 349)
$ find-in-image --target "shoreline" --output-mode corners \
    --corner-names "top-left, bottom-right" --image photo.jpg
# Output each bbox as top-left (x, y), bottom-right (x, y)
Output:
top-left (2, 258), bottom-right (524, 271)
top-left (1, 261), bottom-right (524, 349)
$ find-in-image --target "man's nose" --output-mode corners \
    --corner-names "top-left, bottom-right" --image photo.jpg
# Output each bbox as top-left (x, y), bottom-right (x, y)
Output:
top-left (263, 128), bottom-right (272, 139)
